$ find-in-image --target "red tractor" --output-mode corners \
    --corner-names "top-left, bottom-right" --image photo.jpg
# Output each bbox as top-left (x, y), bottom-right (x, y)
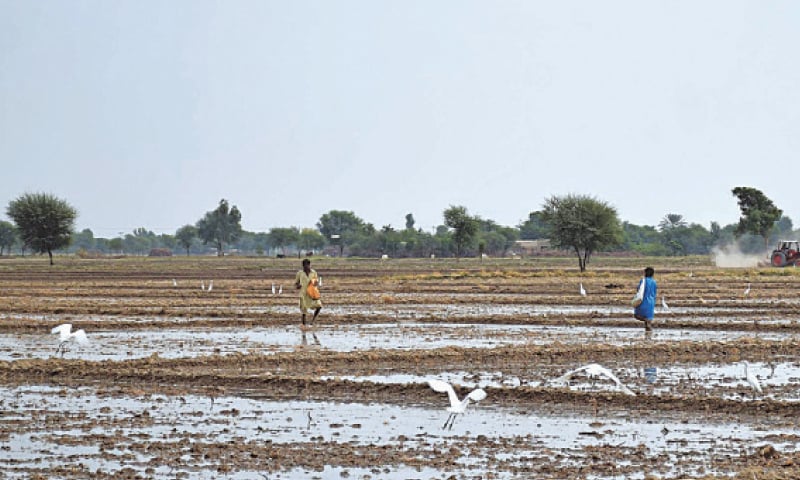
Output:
top-left (770, 240), bottom-right (800, 267)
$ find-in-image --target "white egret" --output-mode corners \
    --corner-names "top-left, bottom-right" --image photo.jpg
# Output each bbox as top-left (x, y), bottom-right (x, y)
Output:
top-left (579, 283), bottom-right (587, 297)
top-left (742, 361), bottom-right (762, 395)
top-left (271, 283), bottom-right (276, 295)
top-left (318, 276), bottom-right (323, 288)
top-left (661, 296), bottom-right (670, 312)
top-left (201, 281), bottom-right (206, 291)
top-left (278, 285), bottom-right (282, 295)
top-left (427, 379), bottom-right (487, 430)
top-left (743, 283), bottom-right (751, 297)
top-left (172, 279), bottom-right (177, 287)
top-left (207, 280), bottom-right (213, 292)
top-left (554, 363), bottom-right (636, 396)
top-left (51, 323), bottom-right (89, 356)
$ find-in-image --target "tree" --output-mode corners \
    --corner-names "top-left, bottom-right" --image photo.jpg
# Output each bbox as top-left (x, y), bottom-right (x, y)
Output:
top-left (0, 221), bottom-right (17, 255)
top-left (6, 193), bottom-right (77, 265)
top-left (317, 210), bottom-right (366, 257)
top-left (298, 228), bottom-right (325, 255)
top-left (443, 205), bottom-right (478, 258)
top-left (732, 187), bottom-right (783, 251)
top-left (268, 227), bottom-right (299, 256)
top-left (658, 213), bottom-right (687, 231)
top-left (175, 225), bottom-right (197, 255)
top-left (405, 213), bottom-right (415, 230)
top-left (196, 199), bottom-right (243, 256)
top-left (518, 211), bottom-right (549, 240)
top-left (70, 228), bottom-right (95, 253)
top-left (540, 194), bottom-right (623, 272)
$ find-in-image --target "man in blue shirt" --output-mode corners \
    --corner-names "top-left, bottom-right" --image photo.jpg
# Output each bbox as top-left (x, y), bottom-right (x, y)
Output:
top-left (634, 267), bottom-right (657, 331)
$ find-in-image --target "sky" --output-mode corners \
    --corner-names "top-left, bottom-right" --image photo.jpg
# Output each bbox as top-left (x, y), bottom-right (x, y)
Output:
top-left (1, 1), bottom-right (799, 238)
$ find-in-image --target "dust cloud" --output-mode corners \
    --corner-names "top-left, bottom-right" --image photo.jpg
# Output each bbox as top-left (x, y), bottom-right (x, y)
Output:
top-left (711, 242), bottom-right (766, 268)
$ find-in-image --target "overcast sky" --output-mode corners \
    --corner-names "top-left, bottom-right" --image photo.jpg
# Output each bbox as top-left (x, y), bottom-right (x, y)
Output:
top-left (2, 1), bottom-right (798, 237)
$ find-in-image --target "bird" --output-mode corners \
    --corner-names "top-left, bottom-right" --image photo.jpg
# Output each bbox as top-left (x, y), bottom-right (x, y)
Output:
top-left (427, 379), bottom-right (487, 430)
top-left (743, 361), bottom-right (762, 395)
top-left (687, 271), bottom-right (694, 278)
top-left (172, 279), bottom-right (177, 287)
top-left (271, 283), bottom-right (276, 295)
top-left (201, 281), bottom-right (206, 291)
top-left (51, 323), bottom-right (89, 356)
top-left (743, 283), bottom-right (751, 297)
top-left (661, 296), bottom-right (670, 312)
top-left (579, 283), bottom-right (587, 297)
top-left (207, 280), bottom-right (213, 292)
top-left (278, 285), bottom-right (282, 295)
top-left (553, 363), bottom-right (636, 396)
top-left (318, 276), bottom-right (323, 288)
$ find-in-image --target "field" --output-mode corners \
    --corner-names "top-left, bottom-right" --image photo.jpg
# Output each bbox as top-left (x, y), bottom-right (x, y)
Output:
top-left (1, 255), bottom-right (800, 479)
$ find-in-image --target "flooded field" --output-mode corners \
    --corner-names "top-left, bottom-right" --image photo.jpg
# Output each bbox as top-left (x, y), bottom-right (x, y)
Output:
top-left (2, 256), bottom-right (800, 479)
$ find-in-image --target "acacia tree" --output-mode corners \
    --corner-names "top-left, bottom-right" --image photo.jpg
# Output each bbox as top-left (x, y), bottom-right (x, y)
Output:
top-left (541, 194), bottom-right (622, 272)
top-left (443, 205), bottom-right (478, 259)
top-left (732, 187), bottom-right (782, 251)
top-left (0, 221), bottom-right (16, 255)
top-left (297, 228), bottom-right (325, 255)
top-left (196, 199), bottom-right (243, 256)
top-left (268, 227), bottom-right (299, 256)
top-left (175, 225), bottom-right (197, 255)
top-left (6, 192), bottom-right (77, 265)
top-left (317, 210), bottom-right (366, 257)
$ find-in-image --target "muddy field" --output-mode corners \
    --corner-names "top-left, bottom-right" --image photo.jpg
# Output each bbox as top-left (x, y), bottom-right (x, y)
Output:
top-left (2, 255), bottom-right (800, 479)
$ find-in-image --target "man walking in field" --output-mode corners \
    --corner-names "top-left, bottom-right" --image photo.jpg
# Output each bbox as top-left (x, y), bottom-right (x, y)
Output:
top-left (295, 258), bottom-right (322, 328)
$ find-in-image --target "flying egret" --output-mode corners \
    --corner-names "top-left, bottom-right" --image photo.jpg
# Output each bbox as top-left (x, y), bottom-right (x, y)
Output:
top-left (427, 379), bottom-right (487, 430)
top-left (207, 280), bottom-right (213, 292)
top-left (742, 361), bottom-right (762, 396)
top-left (271, 283), bottom-right (276, 295)
top-left (553, 363), bottom-right (636, 396)
top-left (51, 323), bottom-right (89, 356)
top-left (743, 283), bottom-right (751, 297)
top-left (662, 296), bottom-right (670, 312)
top-left (579, 283), bottom-right (587, 297)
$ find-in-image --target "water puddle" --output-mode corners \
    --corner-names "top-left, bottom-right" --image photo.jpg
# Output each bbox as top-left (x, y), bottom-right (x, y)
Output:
top-left (0, 385), bottom-right (795, 479)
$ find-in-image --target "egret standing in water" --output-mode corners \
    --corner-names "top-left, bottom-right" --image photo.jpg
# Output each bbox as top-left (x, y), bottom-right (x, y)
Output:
top-left (51, 323), bottom-right (89, 357)
top-left (661, 296), bottom-right (671, 313)
top-left (427, 379), bottom-right (487, 430)
top-left (579, 283), bottom-right (587, 296)
top-left (742, 361), bottom-right (762, 396)
top-left (743, 283), bottom-right (751, 297)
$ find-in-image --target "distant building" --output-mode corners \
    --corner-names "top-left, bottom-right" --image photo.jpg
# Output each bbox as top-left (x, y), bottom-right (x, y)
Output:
top-left (513, 239), bottom-right (551, 255)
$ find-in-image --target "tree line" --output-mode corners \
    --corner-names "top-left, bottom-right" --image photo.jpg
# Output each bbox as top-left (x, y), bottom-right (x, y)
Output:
top-left (0, 188), bottom-right (790, 269)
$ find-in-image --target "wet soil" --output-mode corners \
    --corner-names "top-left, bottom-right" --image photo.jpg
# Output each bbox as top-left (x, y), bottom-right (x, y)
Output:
top-left (2, 256), bottom-right (800, 479)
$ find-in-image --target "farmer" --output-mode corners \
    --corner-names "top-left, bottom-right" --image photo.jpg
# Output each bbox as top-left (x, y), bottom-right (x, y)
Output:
top-left (633, 267), bottom-right (657, 331)
top-left (295, 258), bottom-right (322, 328)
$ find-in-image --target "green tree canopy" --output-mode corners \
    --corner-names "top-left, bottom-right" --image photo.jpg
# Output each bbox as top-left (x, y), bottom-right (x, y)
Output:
top-left (405, 213), bottom-right (415, 230)
top-left (298, 228), bottom-right (326, 254)
top-left (541, 194), bottom-right (622, 272)
top-left (175, 225), bottom-right (197, 255)
top-left (6, 192), bottom-right (77, 265)
top-left (732, 187), bottom-right (782, 251)
top-left (518, 211), bottom-right (549, 240)
top-left (196, 199), bottom-right (243, 256)
top-left (0, 220), bottom-right (17, 255)
top-left (658, 213), bottom-right (687, 231)
top-left (317, 210), bottom-right (366, 257)
top-left (268, 227), bottom-right (299, 255)
top-left (443, 205), bottom-right (478, 258)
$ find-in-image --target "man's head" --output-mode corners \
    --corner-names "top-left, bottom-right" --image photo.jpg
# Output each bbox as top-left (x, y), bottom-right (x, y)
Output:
top-left (644, 267), bottom-right (655, 277)
top-left (302, 258), bottom-right (311, 271)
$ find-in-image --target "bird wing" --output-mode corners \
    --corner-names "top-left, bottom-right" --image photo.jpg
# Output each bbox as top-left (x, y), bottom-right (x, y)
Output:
top-left (51, 323), bottom-right (72, 340)
top-left (593, 366), bottom-right (636, 396)
top-left (72, 330), bottom-right (89, 344)
top-left (427, 379), bottom-right (460, 409)
top-left (467, 388), bottom-right (487, 402)
top-left (553, 365), bottom-right (589, 384)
